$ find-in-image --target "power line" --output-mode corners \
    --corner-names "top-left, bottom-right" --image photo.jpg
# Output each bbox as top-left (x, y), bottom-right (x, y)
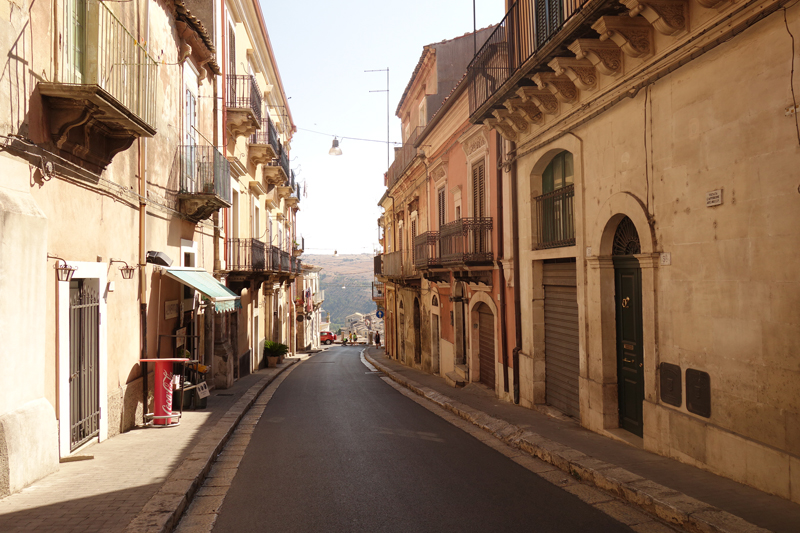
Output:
top-left (297, 127), bottom-right (400, 145)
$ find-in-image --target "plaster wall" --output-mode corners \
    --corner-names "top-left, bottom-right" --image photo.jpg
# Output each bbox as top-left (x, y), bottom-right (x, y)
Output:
top-left (512, 9), bottom-right (800, 500)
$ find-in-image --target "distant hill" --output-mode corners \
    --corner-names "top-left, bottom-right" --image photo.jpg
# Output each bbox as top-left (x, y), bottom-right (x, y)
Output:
top-left (302, 254), bottom-right (377, 332)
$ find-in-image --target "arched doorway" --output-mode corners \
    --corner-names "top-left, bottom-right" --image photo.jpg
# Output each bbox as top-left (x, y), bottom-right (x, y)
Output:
top-left (398, 300), bottom-right (405, 363)
top-left (613, 216), bottom-right (644, 437)
top-left (413, 297), bottom-right (421, 364)
top-left (431, 295), bottom-right (440, 375)
top-left (475, 302), bottom-right (495, 388)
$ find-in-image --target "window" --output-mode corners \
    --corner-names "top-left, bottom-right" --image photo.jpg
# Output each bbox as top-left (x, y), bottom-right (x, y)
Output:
top-left (471, 160), bottom-right (486, 218)
top-left (64, 0), bottom-right (86, 82)
top-left (228, 22), bottom-right (236, 75)
top-left (535, 0), bottom-right (563, 48)
top-left (536, 151), bottom-right (575, 249)
top-left (437, 187), bottom-right (446, 228)
top-left (419, 99), bottom-right (427, 129)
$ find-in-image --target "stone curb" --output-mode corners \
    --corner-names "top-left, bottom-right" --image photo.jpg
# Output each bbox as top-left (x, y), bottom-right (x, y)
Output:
top-left (366, 353), bottom-right (770, 533)
top-left (124, 359), bottom-right (299, 533)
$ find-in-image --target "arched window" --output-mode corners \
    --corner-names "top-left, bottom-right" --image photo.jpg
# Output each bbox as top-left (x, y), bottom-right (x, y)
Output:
top-left (536, 151), bottom-right (575, 249)
top-left (432, 295), bottom-right (439, 307)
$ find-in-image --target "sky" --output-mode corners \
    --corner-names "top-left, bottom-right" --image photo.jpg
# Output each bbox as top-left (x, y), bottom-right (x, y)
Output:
top-left (261, 1), bottom-right (505, 255)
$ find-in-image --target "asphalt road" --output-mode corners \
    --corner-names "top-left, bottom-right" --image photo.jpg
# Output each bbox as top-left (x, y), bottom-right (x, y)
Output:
top-left (212, 346), bottom-right (634, 532)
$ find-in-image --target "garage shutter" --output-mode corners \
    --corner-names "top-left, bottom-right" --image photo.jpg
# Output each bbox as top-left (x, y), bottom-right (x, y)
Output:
top-left (478, 305), bottom-right (495, 388)
top-left (543, 261), bottom-right (579, 418)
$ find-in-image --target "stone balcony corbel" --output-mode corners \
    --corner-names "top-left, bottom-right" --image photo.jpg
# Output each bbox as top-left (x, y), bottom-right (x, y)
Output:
top-left (492, 108), bottom-right (530, 134)
top-left (548, 57), bottom-right (598, 91)
top-left (621, 0), bottom-right (688, 36)
top-left (530, 72), bottom-right (579, 104)
top-left (694, 0), bottom-right (729, 8)
top-left (516, 87), bottom-right (559, 115)
top-left (568, 39), bottom-right (623, 76)
top-left (591, 16), bottom-right (653, 58)
top-left (504, 98), bottom-right (544, 125)
top-left (483, 118), bottom-right (518, 141)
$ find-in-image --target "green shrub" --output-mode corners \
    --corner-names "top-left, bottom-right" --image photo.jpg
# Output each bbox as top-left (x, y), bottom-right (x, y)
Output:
top-left (263, 341), bottom-right (289, 358)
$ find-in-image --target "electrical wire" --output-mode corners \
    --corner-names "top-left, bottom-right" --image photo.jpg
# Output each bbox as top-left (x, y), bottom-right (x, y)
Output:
top-left (297, 127), bottom-right (401, 145)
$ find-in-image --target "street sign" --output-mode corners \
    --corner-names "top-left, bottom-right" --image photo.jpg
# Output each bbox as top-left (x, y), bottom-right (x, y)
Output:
top-left (376, 310), bottom-right (384, 318)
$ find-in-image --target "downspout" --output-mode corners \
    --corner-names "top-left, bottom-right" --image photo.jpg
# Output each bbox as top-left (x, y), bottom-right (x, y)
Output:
top-left (388, 193), bottom-right (398, 360)
top-left (139, 0), bottom-right (151, 415)
top-left (510, 140), bottom-right (522, 404)
top-left (496, 132), bottom-right (509, 394)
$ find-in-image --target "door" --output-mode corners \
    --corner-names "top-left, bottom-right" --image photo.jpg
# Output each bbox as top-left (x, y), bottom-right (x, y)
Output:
top-left (431, 314), bottom-right (440, 375)
top-left (543, 260), bottom-right (579, 418)
top-left (413, 298), bottom-right (421, 364)
top-left (69, 280), bottom-right (101, 451)
top-left (477, 303), bottom-right (495, 388)
top-left (614, 258), bottom-right (644, 437)
top-left (398, 311), bottom-right (405, 363)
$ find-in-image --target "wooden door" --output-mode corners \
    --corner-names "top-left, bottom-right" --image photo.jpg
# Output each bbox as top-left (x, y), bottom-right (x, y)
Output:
top-left (477, 303), bottom-right (495, 388)
top-left (614, 258), bottom-right (644, 437)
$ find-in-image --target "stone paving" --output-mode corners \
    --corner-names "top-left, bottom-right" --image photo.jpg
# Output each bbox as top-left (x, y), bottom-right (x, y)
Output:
top-left (0, 360), bottom-right (298, 533)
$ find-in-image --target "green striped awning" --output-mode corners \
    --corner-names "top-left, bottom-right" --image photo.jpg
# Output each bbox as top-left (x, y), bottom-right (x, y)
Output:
top-left (164, 269), bottom-right (241, 313)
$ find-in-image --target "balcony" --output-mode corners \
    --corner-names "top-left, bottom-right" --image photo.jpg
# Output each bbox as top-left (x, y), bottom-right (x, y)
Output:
top-left (227, 238), bottom-right (268, 272)
top-left (39, 0), bottom-right (157, 173)
top-left (382, 250), bottom-right (417, 279)
top-left (534, 184), bottom-right (575, 249)
top-left (293, 236), bottom-right (305, 257)
top-left (174, 145), bottom-right (232, 221)
top-left (226, 75), bottom-right (262, 138)
top-left (249, 117), bottom-right (280, 165)
top-left (313, 290), bottom-right (325, 307)
top-left (414, 232), bottom-right (440, 270)
top-left (386, 126), bottom-right (423, 190)
top-left (374, 254), bottom-right (383, 276)
top-left (263, 145), bottom-right (290, 185)
top-left (439, 217), bottom-right (494, 265)
top-left (372, 282), bottom-right (385, 303)
top-left (467, 0), bottom-right (591, 122)
top-left (286, 171), bottom-right (301, 209)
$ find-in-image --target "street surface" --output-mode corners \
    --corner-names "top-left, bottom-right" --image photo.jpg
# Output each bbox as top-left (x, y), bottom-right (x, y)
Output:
top-left (208, 346), bottom-right (637, 532)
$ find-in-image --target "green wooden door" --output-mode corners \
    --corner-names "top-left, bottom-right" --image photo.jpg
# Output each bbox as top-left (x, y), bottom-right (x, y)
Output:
top-left (614, 258), bottom-right (644, 437)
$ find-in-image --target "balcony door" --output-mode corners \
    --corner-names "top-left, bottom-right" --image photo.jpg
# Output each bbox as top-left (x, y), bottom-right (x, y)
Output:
top-left (471, 159), bottom-right (487, 255)
top-left (538, 151), bottom-right (575, 248)
top-left (63, 0), bottom-right (86, 83)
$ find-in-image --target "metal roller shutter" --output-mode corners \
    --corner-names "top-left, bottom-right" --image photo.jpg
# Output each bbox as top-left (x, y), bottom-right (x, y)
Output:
top-left (477, 305), bottom-right (495, 388)
top-left (543, 261), bottom-right (579, 418)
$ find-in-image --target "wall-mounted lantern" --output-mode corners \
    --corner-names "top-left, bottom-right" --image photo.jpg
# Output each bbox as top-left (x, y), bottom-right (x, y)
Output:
top-left (110, 259), bottom-right (137, 280)
top-left (48, 254), bottom-right (76, 282)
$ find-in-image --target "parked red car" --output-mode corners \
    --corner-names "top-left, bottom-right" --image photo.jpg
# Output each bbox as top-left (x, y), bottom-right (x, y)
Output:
top-left (320, 331), bottom-right (337, 345)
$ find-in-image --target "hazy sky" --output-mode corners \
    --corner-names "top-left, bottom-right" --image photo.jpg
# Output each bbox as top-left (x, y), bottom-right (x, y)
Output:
top-left (262, 1), bottom-right (505, 255)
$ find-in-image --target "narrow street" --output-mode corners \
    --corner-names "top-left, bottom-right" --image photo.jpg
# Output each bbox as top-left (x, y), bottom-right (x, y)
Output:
top-left (204, 347), bottom-right (635, 533)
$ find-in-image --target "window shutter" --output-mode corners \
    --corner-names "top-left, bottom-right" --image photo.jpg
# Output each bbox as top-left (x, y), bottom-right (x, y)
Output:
top-left (472, 160), bottom-right (486, 218)
top-left (438, 187), bottom-right (446, 227)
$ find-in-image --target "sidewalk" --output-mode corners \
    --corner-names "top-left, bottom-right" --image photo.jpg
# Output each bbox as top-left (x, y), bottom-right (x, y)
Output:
top-left (365, 348), bottom-right (800, 533)
top-left (0, 358), bottom-right (299, 533)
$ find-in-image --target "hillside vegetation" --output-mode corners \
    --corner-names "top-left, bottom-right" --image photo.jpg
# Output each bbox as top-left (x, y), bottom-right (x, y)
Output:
top-left (303, 254), bottom-right (377, 332)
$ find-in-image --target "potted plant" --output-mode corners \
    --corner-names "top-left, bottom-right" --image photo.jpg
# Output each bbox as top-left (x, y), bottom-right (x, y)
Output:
top-left (263, 341), bottom-right (289, 368)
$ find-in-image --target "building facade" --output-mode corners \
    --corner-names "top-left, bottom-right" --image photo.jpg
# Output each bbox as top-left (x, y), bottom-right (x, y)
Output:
top-left (464, 0), bottom-right (799, 502)
top-left (0, 0), bottom-right (303, 497)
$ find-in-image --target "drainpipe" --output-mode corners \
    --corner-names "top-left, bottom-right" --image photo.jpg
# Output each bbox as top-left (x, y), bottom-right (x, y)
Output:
top-left (388, 193), bottom-right (398, 360)
top-left (496, 132), bottom-right (509, 394)
top-left (510, 139), bottom-right (522, 404)
top-left (139, 0), bottom-right (151, 415)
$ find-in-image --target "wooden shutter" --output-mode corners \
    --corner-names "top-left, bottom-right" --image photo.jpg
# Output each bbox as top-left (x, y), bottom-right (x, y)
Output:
top-left (438, 187), bottom-right (446, 227)
top-left (478, 305), bottom-right (495, 388)
top-left (472, 160), bottom-right (486, 218)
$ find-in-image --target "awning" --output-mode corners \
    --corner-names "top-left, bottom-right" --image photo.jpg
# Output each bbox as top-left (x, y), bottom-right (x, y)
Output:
top-left (164, 268), bottom-right (241, 313)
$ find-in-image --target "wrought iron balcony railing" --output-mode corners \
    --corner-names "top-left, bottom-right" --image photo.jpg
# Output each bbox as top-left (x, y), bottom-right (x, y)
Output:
top-left (534, 184), bottom-right (575, 249)
top-left (281, 250), bottom-right (291, 272)
top-left (226, 75), bottom-right (262, 123)
top-left (467, 0), bottom-right (590, 118)
top-left (374, 254), bottom-right (383, 276)
top-left (439, 217), bottom-right (494, 265)
top-left (55, 0), bottom-right (158, 130)
top-left (176, 145), bottom-right (231, 201)
top-left (386, 126), bottom-right (423, 190)
top-left (382, 250), bottom-right (417, 279)
top-left (227, 238), bottom-right (268, 271)
top-left (270, 246), bottom-right (281, 272)
top-left (414, 232), bottom-right (440, 269)
top-left (267, 145), bottom-right (290, 182)
top-left (250, 116), bottom-right (280, 154)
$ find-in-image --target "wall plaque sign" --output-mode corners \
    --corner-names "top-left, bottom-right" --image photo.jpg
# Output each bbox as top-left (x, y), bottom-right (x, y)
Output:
top-left (706, 189), bottom-right (723, 207)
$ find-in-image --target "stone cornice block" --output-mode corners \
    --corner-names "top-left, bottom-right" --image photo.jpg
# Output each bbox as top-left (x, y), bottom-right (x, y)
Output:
top-left (530, 72), bottom-right (579, 103)
top-left (483, 118), bottom-right (518, 141)
top-left (504, 97), bottom-right (544, 125)
top-left (592, 16), bottom-right (653, 58)
top-left (493, 108), bottom-right (530, 134)
top-left (568, 39), bottom-right (623, 76)
top-left (516, 87), bottom-right (560, 115)
top-left (548, 57), bottom-right (598, 91)
top-left (621, 0), bottom-right (689, 36)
